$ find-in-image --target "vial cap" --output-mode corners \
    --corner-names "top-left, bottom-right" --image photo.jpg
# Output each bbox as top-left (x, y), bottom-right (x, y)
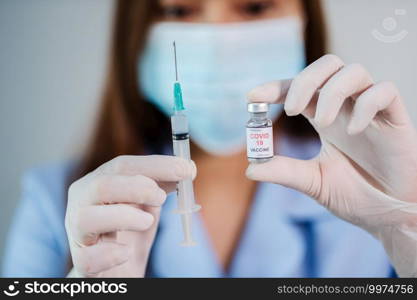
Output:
top-left (247, 102), bottom-right (269, 113)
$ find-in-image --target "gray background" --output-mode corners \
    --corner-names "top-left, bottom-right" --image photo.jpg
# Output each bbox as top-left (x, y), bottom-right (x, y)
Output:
top-left (0, 0), bottom-right (416, 270)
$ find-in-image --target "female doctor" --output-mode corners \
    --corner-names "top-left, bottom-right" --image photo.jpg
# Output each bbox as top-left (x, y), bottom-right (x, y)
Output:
top-left (3, 0), bottom-right (417, 277)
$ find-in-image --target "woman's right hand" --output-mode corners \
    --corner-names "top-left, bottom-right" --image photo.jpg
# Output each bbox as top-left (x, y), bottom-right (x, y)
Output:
top-left (65, 155), bottom-right (196, 277)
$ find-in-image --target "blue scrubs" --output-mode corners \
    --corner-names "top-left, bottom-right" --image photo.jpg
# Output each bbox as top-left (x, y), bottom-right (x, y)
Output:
top-left (2, 136), bottom-right (394, 277)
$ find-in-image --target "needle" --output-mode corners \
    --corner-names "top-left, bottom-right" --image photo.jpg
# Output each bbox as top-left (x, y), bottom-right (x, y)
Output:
top-left (173, 41), bottom-right (179, 81)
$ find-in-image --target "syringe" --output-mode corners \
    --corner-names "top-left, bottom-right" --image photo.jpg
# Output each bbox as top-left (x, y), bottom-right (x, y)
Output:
top-left (171, 41), bottom-right (201, 246)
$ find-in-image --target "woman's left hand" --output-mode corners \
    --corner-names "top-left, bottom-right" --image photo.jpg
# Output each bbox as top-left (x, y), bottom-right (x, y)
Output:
top-left (246, 54), bottom-right (417, 277)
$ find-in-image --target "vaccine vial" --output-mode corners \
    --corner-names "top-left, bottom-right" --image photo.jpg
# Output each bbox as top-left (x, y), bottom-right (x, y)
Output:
top-left (246, 103), bottom-right (274, 163)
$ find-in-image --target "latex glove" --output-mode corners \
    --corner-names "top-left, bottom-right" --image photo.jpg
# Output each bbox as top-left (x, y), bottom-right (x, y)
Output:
top-left (246, 54), bottom-right (417, 277)
top-left (65, 155), bottom-right (196, 277)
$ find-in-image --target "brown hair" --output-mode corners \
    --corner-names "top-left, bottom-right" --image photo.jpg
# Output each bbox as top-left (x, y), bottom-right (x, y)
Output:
top-left (74, 0), bottom-right (327, 181)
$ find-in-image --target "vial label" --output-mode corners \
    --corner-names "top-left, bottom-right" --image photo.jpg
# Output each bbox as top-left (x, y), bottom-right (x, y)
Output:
top-left (246, 126), bottom-right (274, 159)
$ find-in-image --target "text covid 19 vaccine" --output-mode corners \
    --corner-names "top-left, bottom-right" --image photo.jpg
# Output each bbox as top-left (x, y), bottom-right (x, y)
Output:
top-left (246, 102), bottom-right (273, 163)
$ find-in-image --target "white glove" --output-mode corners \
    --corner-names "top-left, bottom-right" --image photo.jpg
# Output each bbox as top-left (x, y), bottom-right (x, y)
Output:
top-left (65, 155), bottom-right (196, 277)
top-left (246, 54), bottom-right (417, 277)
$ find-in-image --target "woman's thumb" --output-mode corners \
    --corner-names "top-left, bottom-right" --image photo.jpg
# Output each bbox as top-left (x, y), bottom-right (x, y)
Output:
top-left (246, 155), bottom-right (321, 197)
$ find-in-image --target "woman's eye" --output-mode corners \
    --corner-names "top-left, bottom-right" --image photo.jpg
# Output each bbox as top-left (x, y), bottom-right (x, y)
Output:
top-left (240, 0), bottom-right (275, 17)
top-left (160, 5), bottom-right (195, 20)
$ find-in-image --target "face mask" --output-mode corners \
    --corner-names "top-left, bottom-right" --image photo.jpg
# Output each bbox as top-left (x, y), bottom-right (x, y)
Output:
top-left (139, 17), bottom-right (305, 155)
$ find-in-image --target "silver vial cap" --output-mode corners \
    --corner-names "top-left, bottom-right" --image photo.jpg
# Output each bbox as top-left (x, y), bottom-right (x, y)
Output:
top-left (247, 102), bottom-right (269, 113)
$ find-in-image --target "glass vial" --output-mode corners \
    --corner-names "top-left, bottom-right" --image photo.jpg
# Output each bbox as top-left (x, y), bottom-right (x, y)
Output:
top-left (246, 103), bottom-right (274, 163)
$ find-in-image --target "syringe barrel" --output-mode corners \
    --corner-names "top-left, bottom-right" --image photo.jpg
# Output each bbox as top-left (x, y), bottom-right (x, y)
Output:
top-left (172, 132), bottom-right (198, 212)
top-left (176, 179), bottom-right (195, 211)
top-left (171, 112), bottom-right (189, 138)
top-left (172, 133), bottom-right (191, 159)
top-left (171, 112), bottom-right (200, 246)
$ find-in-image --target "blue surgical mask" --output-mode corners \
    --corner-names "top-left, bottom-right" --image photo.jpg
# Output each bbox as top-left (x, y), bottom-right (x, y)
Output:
top-left (139, 17), bottom-right (305, 155)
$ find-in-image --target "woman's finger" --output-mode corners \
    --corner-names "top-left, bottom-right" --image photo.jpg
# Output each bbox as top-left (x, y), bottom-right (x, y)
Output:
top-left (246, 54), bottom-right (344, 112)
top-left (246, 155), bottom-right (321, 198)
top-left (347, 81), bottom-right (405, 135)
top-left (73, 241), bottom-right (131, 277)
top-left (86, 174), bottom-right (167, 206)
top-left (97, 155), bottom-right (196, 182)
top-left (284, 54), bottom-right (345, 116)
top-left (247, 79), bottom-right (292, 104)
top-left (70, 204), bottom-right (155, 246)
top-left (314, 63), bottom-right (373, 128)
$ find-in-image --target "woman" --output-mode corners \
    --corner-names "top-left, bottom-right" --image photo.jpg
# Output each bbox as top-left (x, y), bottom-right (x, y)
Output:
top-left (3, 0), bottom-right (417, 277)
